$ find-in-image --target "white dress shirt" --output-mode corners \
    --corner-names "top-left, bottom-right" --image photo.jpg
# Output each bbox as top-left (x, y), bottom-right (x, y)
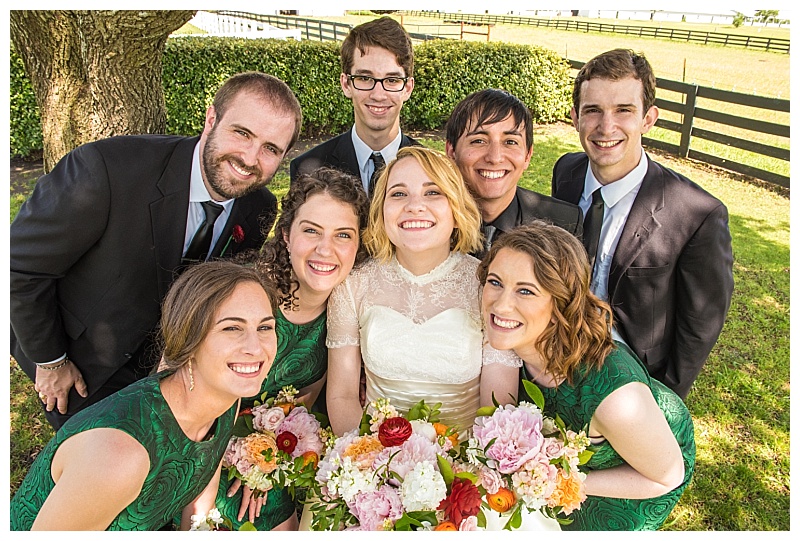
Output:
top-left (351, 127), bottom-right (403, 192)
top-left (183, 143), bottom-right (235, 257)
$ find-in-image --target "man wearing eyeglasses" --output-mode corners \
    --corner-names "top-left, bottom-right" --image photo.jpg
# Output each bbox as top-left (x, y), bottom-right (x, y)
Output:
top-left (290, 17), bottom-right (419, 195)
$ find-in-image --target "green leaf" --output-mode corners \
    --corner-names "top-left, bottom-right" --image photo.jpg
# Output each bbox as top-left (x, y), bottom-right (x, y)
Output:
top-left (454, 471), bottom-right (478, 484)
top-left (578, 449), bottom-right (594, 465)
top-left (437, 454), bottom-right (455, 486)
top-left (522, 379), bottom-right (545, 410)
top-left (358, 406), bottom-right (371, 436)
top-left (477, 508), bottom-right (487, 528)
top-left (476, 405), bottom-right (497, 418)
top-left (238, 521), bottom-right (258, 531)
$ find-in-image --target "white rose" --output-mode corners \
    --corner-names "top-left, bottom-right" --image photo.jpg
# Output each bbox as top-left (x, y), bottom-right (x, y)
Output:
top-left (409, 420), bottom-right (437, 442)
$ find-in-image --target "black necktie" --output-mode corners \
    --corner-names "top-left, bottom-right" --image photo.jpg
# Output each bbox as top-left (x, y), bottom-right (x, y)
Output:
top-left (183, 200), bottom-right (224, 262)
top-left (583, 188), bottom-right (605, 270)
top-left (367, 152), bottom-right (385, 196)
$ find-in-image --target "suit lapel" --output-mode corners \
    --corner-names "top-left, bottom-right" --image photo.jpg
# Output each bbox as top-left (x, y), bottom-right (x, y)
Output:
top-left (209, 200), bottom-right (259, 259)
top-left (559, 157), bottom-right (588, 205)
top-left (608, 158), bottom-right (665, 296)
top-left (330, 128), bottom-right (360, 175)
top-left (150, 137), bottom-right (197, 297)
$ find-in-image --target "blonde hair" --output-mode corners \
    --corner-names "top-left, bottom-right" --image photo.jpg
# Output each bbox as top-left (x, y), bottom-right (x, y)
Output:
top-left (364, 146), bottom-right (482, 262)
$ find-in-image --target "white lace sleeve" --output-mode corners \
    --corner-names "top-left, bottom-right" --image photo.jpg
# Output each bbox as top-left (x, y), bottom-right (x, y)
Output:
top-left (326, 277), bottom-right (361, 348)
top-left (482, 340), bottom-right (523, 368)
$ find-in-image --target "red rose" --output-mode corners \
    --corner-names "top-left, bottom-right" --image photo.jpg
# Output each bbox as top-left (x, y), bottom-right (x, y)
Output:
top-left (378, 417), bottom-right (412, 447)
top-left (238, 407), bottom-right (252, 417)
top-left (232, 224), bottom-right (245, 243)
top-left (438, 477), bottom-right (481, 525)
top-left (276, 431), bottom-right (298, 454)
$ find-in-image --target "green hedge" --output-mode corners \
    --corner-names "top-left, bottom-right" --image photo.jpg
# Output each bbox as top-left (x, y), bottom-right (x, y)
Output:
top-left (10, 38), bottom-right (571, 158)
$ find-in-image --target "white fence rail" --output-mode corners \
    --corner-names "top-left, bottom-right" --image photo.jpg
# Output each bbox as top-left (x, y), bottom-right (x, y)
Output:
top-left (187, 11), bottom-right (302, 40)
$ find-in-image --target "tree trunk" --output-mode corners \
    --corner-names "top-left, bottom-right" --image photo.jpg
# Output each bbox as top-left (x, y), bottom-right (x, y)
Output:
top-left (9, 10), bottom-right (195, 172)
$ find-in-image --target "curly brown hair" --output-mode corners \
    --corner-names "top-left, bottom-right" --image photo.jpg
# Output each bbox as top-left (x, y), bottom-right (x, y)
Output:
top-left (253, 168), bottom-right (369, 311)
top-left (477, 221), bottom-right (615, 383)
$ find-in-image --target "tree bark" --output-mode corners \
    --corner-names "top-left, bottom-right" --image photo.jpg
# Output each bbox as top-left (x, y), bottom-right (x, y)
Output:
top-left (10, 10), bottom-right (195, 172)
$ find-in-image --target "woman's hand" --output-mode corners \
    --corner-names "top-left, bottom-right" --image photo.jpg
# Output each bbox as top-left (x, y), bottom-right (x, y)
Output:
top-left (232, 480), bottom-right (268, 523)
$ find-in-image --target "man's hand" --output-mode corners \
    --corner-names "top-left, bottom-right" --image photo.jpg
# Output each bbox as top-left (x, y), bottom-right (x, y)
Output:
top-left (34, 361), bottom-right (88, 414)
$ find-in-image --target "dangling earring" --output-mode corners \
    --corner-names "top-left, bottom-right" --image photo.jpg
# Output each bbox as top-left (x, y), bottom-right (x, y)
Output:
top-left (188, 358), bottom-right (195, 392)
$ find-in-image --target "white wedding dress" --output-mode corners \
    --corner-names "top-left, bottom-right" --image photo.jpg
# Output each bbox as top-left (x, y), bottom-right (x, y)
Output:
top-left (324, 252), bottom-right (560, 531)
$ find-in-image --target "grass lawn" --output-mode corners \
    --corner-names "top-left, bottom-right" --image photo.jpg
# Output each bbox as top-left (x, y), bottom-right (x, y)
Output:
top-left (8, 122), bottom-right (790, 530)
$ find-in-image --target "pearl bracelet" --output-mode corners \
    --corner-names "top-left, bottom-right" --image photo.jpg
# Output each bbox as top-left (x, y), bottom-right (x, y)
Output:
top-left (38, 358), bottom-right (70, 371)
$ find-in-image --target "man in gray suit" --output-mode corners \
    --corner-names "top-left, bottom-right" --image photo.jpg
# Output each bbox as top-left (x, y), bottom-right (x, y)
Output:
top-left (446, 88), bottom-right (583, 258)
top-left (551, 49), bottom-right (734, 399)
top-left (290, 17), bottom-right (418, 195)
top-left (11, 72), bottom-right (302, 428)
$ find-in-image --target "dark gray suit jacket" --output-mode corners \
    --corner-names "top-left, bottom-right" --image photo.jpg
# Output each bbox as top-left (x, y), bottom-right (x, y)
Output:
top-left (552, 152), bottom-right (734, 398)
top-left (10, 135), bottom-right (277, 417)
top-left (289, 127), bottom-right (419, 187)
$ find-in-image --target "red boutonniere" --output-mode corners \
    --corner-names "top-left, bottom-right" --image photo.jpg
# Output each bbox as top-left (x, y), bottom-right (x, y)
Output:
top-left (220, 225), bottom-right (245, 257)
top-left (232, 224), bottom-right (245, 243)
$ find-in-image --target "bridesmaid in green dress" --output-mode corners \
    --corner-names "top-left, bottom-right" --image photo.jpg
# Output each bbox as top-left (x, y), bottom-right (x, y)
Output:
top-left (217, 168), bottom-right (369, 530)
top-left (478, 222), bottom-right (695, 531)
top-left (10, 261), bottom-right (279, 530)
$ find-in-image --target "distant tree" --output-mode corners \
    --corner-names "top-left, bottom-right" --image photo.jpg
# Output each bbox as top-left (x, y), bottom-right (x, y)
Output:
top-left (754, 10), bottom-right (779, 23)
top-left (10, 10), bottom-right (195, 171)
top-left (732, 12), bottom-right (746, 27)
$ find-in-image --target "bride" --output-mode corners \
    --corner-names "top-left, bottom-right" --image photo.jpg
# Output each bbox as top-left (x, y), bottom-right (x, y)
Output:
top-left (323, 146), bottom-right (558, 531)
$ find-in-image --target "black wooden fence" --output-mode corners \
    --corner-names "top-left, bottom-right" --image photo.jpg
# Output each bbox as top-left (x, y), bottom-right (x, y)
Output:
top-left (404, 10), bottom-right (790, 53)
top-left (209, 11), bottom-right (790, 187)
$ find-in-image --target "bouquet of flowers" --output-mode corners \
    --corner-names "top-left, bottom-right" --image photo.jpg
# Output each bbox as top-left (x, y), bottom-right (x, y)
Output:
top-left (308, 398), bottom-right (483, 531)
top-left (463, 380), bottom-right (593, 529)
top-left (222, 386), bottom-right (329, 500)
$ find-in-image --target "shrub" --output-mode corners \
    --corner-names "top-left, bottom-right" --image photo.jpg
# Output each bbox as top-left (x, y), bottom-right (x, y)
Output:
top-left (10, 38), bottom-right (572, 157)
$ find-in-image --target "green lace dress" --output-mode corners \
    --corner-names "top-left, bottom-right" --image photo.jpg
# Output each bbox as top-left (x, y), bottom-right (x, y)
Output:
top-left (216, 308), bottom-right (328, 531)
top-left (524, 341), bottom-right (695, 531)
top-left (10, 375), bottom-right (236, 531)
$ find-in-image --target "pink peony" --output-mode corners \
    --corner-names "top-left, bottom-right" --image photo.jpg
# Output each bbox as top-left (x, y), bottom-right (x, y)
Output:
top-left (278, 406), bottom-right (323, 457)
top-left (347, 485), bottom-right (404, 530)
top-left (372, 433), bottom-right (440, 480)
top-left (473, 404), bottom-right (544, 474)
top-left (252, 405), bottom-right (285, 432)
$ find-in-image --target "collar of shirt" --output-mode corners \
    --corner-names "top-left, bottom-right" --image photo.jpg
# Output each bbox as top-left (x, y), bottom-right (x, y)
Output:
top-left (351, 127), bottom-right (403, 191)
top-left (579, 150), bottom-right (648, 214)
top-left (185, 143), bottom-right (235, 254)
top-left (484, 189), bottom-right (521, 233)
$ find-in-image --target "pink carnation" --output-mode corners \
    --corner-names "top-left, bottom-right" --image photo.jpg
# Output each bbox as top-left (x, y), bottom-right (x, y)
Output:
top-left (252, 405), bottom-right (285, 432)
top-left (459, 516), bottom-right (478, 531)
top-left (347, 485), bottom-right (404, 530)
top-left (477, 465), bottom-right (504, 494)
top-left (473, 404), bottom-right (544, 474)
top-left (279, 406), bottom-right (323, 457)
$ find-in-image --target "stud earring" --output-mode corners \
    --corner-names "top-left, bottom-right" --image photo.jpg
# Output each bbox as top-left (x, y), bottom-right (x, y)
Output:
top-left (188, 358), bottom-right (195, 392)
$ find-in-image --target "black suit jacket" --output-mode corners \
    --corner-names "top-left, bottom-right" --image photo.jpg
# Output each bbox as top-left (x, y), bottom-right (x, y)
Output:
top-left (516, 186), bottom-right (583, 237)
top-left (10, 135), bottom-right (277, 418)
top-left (552, 152), bottom-right (734, 398)
top-left (289, 127), bottom-right (419, 186)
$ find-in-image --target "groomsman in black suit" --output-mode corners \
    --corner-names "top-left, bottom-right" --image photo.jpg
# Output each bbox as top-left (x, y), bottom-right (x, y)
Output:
top-left (290, 17), bottom-right (419, 195)
top-left (445, 89), bottom-right (583, 258)
top-left (551, 49), bottom-right (734, 399)
top-left (11, 72), bottom-right (303, 428)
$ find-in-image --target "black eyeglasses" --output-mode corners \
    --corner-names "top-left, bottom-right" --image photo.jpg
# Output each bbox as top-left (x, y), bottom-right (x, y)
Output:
top-left (347, 74), bottom-right (409, 92)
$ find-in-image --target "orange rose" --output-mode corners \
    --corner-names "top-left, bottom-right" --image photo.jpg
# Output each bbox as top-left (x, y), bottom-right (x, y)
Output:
top-left (486, 486), bottom-right (516, 513)
top-left (433, 422), bottom-right (459, 448)
top-left (434, 521), bottom-right (458, 531)
top-left (301, 451), bottom-right (319, 469)
top-left (276, 402), bottom-right (294, 415)
top-left (547, 470), bottom-right (586, 515)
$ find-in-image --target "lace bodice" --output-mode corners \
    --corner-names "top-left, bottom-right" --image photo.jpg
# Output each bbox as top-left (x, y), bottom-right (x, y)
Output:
top-left (327, 252), bottom-right (517, 384)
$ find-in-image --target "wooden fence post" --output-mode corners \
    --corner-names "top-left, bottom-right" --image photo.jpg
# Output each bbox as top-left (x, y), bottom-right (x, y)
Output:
top-left (679, 84), bottom-right (698, 158)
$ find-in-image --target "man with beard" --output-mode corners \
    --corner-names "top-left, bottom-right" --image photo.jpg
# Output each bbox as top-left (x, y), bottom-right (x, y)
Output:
top-left (10, 72), bottom-right (302, 429)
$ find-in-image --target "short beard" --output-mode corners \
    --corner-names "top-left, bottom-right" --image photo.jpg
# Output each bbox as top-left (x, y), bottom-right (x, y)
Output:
top-left (202, 128), bottom-right (267, 200)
